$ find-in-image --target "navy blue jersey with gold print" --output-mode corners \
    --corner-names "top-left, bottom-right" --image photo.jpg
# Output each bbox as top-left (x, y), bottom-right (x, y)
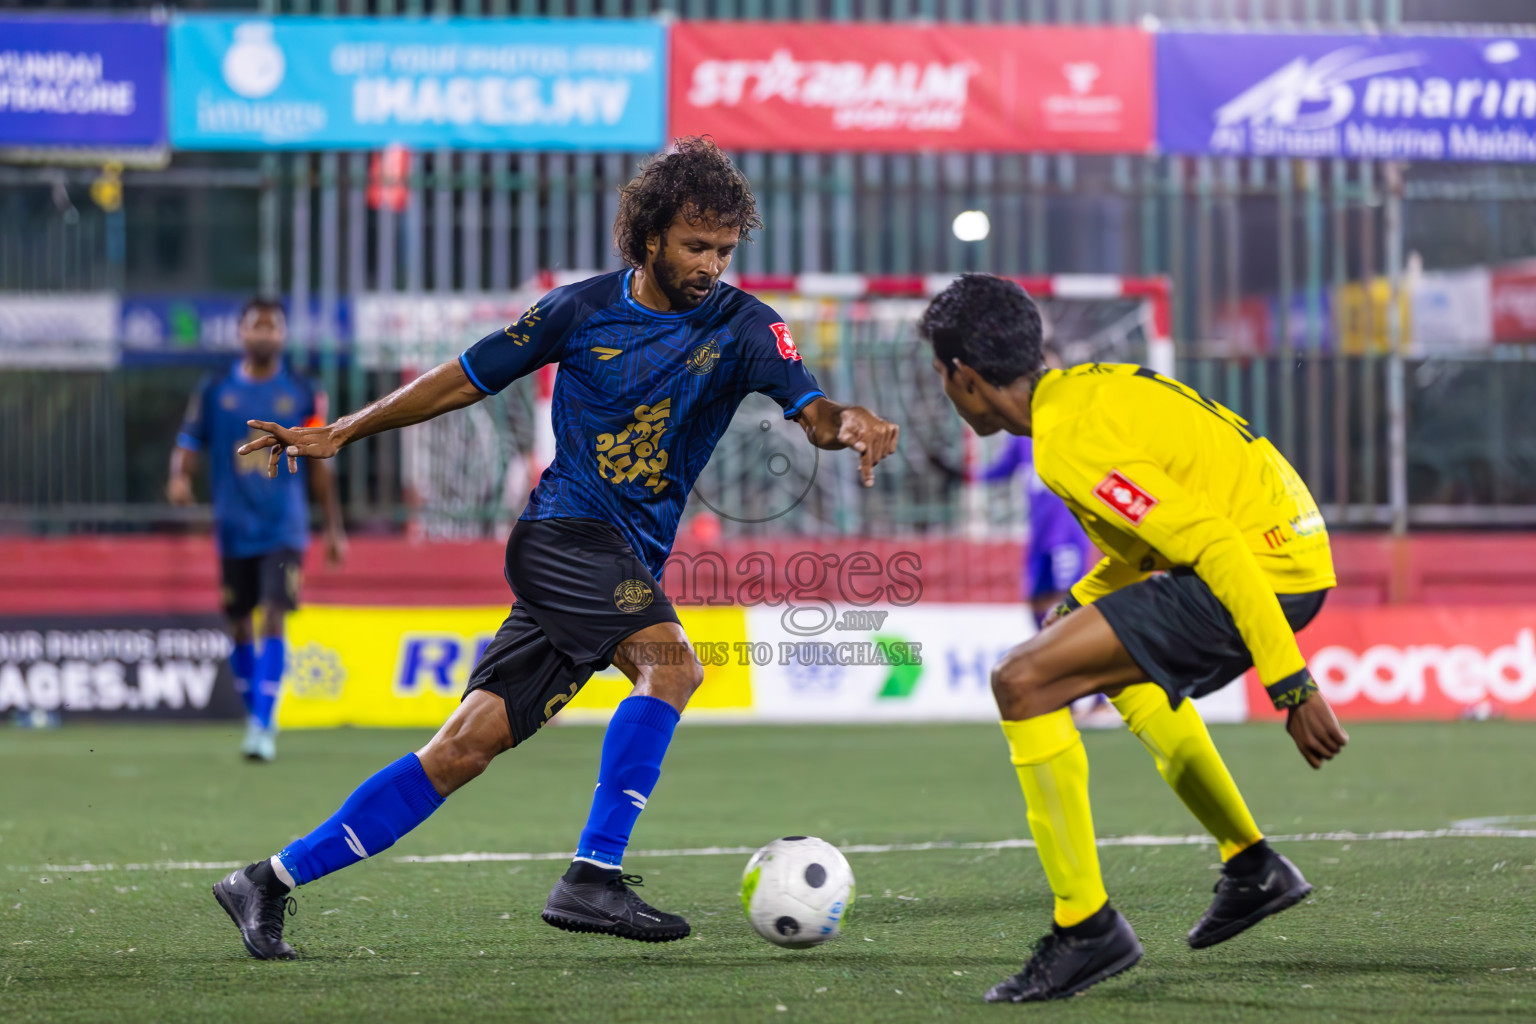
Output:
top-left (460, 270), bottom-right (824, 577)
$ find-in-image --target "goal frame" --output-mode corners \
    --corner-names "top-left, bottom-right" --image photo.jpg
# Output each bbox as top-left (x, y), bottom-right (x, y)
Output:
top-left (736, 272), bottom-right (1174, 377)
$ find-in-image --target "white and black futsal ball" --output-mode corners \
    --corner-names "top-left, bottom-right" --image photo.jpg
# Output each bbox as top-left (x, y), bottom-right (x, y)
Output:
top-left (740, 836), bottom-right (854, 948)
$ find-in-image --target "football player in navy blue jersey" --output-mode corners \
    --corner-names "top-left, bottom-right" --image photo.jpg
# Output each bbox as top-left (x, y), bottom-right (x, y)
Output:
top-left (212, 138), bottom-right (899, 958)
top-left (170, 298), bottom-right (346, 764)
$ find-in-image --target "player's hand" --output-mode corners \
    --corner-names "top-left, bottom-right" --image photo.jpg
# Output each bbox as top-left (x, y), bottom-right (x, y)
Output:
top-left (325, 527), bottom-right (348, 567)
top-left (166, 473), bottom-right (194, 506)
top-left (1286, 692), bottom-right (1349, 769)
top-left (1040, 601), bottom-right (1073, 630)
top-left (836, 407), bottom-right (899, 487)
top-left (239, 420), bottom-right (344, 478)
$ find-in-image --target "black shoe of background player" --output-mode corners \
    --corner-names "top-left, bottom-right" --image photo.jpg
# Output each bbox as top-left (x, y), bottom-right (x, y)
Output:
top-left (541, 861), bottom-right (691, 942)
top-left (213, 860), bottom-right (297, 960)
top-left (1188, 839), bottom-right (1313, 949)
top-left (984, 903), bottom-right (1143, 1003)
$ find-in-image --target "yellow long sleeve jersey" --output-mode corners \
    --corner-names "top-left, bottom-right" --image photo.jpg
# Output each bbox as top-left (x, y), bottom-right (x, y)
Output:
top-left (1031, 364), bottom-right (1336, 688)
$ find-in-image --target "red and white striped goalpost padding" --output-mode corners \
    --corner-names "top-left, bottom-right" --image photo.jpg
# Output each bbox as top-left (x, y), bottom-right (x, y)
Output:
top-left (521, 270), bottom-right (1175, 377)
top-left (736, 272), bottom-right (1174, 378)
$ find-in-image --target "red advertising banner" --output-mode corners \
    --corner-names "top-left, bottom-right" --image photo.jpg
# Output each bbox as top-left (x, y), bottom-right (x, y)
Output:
top-left (1211, 297), bottom-right (1271, 356)
top-left (1245, 607), bottom-right (1536, 721)
top-left (669, 23), bottom-right (1153, 153)
top-left (1491, 261), bottom-right (1536, 343)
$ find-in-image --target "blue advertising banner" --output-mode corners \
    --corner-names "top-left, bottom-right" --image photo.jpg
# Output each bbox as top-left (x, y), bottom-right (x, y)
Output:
top-left (169, 16), bottom-right (665, 151)
top-left (1158, 33), bottom-right (1536, 163)
top-left (0, 18), bottom-right (166, 147)
top-left (119, 294), bottom-right (352, 366)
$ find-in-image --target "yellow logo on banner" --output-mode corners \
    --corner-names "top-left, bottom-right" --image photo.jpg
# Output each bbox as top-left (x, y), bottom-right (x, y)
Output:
top-left (277, 605), bottom-right (750, 729)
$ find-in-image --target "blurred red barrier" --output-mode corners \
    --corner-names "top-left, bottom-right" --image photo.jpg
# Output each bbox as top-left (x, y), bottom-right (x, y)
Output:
top-left (4, 533), bottom-right (1536, 615)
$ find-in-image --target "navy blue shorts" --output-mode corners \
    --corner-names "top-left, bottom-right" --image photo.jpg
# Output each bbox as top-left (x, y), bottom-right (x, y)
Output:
top-left (219, 547), bottom-right (302, 620)
top-left (463, 517), bottom-right (681, 744)
top-left (1095, 568), bottom-right (1328, 706)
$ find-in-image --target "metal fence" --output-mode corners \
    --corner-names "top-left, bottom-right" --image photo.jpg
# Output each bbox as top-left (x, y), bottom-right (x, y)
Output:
top-left (4, 310), bottom-right (1533, 537)
top-left (4, 0), bottom-right (1536, 533)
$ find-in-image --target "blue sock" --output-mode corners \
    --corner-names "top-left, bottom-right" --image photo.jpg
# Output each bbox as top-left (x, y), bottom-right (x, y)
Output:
top-left (251, 638), bottom-right (285, 730)
top-left (274, 753), bottom-right (445, 888)
top-left (575, 695), bottom-right (681, 867)
top-left (230, 641), bottom-right (257, 715)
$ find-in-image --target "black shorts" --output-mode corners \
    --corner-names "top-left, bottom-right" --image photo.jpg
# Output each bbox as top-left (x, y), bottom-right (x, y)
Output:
top-left (220, 548), bottom-right (303, 620)
top-left (1095, 568), bottom-right (1328, 707)
top-left (464, 517), bottom-right (681, 745)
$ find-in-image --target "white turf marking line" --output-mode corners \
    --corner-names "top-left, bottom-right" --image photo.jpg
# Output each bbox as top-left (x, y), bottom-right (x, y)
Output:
top-left (399, 828), bottom-right (1536, 865)
top-left (16, 828), bottom-right (1536, 875)
top-left (1451, 814), bottom-right (1536, 829)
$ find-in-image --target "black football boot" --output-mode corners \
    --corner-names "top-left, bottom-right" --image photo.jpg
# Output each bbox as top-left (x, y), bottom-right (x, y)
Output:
top-left (1188, 839), bottom-right (1313, 949)
top-left (984, 904), bottom-right (1143, 1003)
top-left (541, 861), bottom-right (691, 942)
top-left (213, 860), bottom-right (297, 960)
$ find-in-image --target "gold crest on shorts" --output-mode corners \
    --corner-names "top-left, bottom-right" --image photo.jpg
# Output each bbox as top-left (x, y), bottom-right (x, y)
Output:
top-left (613, 579), bottom-right (654, 613)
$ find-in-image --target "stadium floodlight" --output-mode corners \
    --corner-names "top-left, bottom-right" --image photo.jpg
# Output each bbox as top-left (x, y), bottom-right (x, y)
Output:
top-left (952, 210), bottom-right (991, 243)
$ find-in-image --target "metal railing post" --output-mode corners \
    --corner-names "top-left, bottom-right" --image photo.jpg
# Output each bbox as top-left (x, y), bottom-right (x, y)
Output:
top-left (1385, 161), bottom-right (1408, 537)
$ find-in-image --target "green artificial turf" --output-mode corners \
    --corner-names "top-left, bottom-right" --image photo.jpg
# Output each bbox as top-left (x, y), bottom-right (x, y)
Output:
top-left (1, 721), bottom-right (1533, 1023)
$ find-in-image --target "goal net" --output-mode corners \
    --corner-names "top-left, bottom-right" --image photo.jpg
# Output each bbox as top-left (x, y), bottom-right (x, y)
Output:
top-left (355, 271), bottom-right (1171, 541)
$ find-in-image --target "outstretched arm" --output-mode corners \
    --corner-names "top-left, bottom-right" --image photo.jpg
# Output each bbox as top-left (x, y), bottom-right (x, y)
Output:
top-left (793, 396), bottom-right (899, 487)
top-left (167, 445), bottom-right (198, 505)
top-left (238, 359), bottom-right (485, 478)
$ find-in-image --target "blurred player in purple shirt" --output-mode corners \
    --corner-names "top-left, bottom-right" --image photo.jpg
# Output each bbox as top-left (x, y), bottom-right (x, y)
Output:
top-left (980, 434), bottom-right (1099, 627)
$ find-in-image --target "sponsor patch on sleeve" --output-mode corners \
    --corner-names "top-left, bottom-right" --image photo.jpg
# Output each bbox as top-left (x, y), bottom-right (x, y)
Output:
top-left (1093, 469), bottom-right (1158, 526)
top-left (770, 322), bottom-right (801, 361)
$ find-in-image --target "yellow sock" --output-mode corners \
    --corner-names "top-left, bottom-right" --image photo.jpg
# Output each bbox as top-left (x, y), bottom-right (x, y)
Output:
top-left (1110, 684), bottom-right (1263, 861)
top-left (1000, 709), bottom-right (1108, 928)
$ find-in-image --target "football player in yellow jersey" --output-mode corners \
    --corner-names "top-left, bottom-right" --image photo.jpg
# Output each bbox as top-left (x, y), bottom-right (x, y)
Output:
top-left (918, 274), bottom-right (1350, 1003)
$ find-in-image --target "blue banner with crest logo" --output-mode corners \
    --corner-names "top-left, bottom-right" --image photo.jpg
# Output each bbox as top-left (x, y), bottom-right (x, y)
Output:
top-left (1158, 32), bottom-right (1536, 163)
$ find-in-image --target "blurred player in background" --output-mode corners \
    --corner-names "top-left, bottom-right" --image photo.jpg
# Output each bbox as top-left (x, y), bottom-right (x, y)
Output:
top-left (168, 298), bottom-right (346, 763)
top-left (209, 138), bottom-right (899, 960)
top-left (920, 274), bottom-right (1348, 1004)
top-left (977, 343), bottom-right (1117, 729)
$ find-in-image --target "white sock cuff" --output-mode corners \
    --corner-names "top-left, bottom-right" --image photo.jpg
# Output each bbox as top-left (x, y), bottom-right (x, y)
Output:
top-left (269, 854), bottom-right (297, 890)
top-left (572, 856), bottom-right (621, 872)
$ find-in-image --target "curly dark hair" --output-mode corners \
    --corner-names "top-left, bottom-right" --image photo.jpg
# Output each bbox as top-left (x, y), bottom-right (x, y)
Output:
top-left (614, 137), bottom-right (761, 269)
top-left (917, 274), bottom-right (1045, 388)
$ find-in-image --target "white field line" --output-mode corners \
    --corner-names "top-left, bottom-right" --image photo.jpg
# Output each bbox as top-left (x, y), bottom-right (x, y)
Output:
top-left (13, 828), bottom-right (1536, 875)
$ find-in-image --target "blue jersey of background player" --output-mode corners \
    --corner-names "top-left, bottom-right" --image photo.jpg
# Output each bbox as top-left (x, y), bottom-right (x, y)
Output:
top-left (169, 298), bottom-right (345, 763)
top-left (211, 138), bottom-right (900, 960)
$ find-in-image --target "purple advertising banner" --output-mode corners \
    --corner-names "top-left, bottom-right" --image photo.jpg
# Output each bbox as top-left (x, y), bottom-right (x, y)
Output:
top-left (1158, 33), bottom-right (1536, 163)
top-left (0, 17), bottom-right (166, 147)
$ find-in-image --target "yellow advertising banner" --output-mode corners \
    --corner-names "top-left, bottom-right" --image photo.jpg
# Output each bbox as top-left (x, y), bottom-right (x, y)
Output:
top-left (1335, 278), bottom-right (1412, 355)
top-left (277, 605), bottom-right (750, 730)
